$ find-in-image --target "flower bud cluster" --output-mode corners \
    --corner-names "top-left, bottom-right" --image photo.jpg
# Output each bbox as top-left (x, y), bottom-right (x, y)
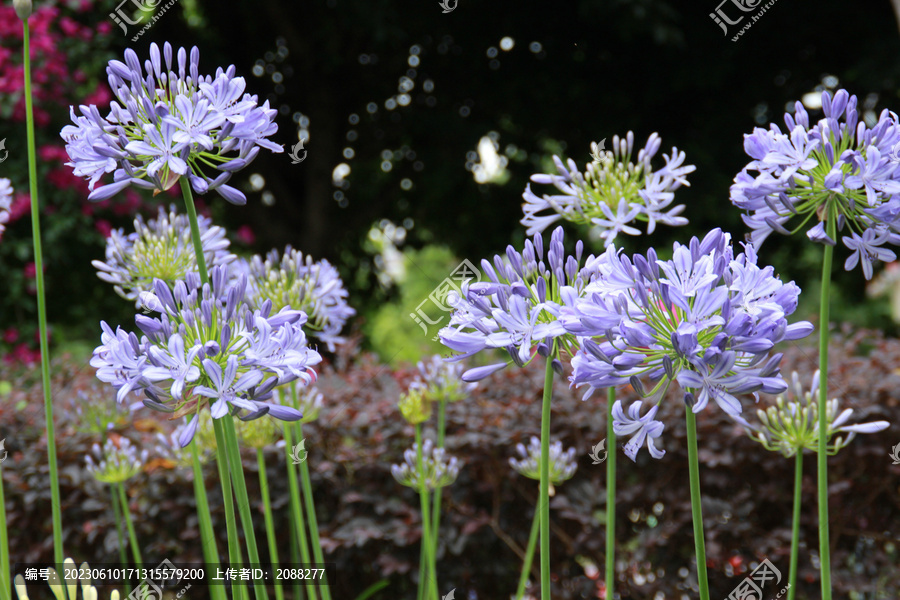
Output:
top-left (522, 132), bottom-right (695, 246)
top-left (509, 436), bottom-right (577, 484)
top-left (93, 204), bottom-right (234, 302)
top-left (85, 437), bottom-right (147, 484)
top-left (732, 370), bottom-right (889, 457)
top-left (391, 438), bottom-right (461, 491)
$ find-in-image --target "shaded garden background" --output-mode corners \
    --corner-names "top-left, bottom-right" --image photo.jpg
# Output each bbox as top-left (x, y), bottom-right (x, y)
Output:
top-left (1, 0), bottom-right (900, 598)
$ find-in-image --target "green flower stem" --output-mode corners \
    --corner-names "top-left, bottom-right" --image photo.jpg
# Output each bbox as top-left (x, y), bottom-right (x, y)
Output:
top-left (429, 400), bottom-right (447, 576)
top-left (116, 483), bottom-right (142, 566)
top-left (788, 451), bottom-right (803, 600)
top-left (605, 386), bottom-right (617, 598)
top-left (222, 418), bottom-right (270, 600)
top-left (685, 406), bottom-right (710, 600)
top-left (297, 422), bottom-right (332, 600)
top-left (189, 436), bottom-right (227, 600)
top-left (182, 180), bottom-right (246, 600)
top-left (0, 462), bottom-right (10, 600)
top-left (514, 500), bottom-right (541, 600)
top-left (282, 418), bottom-right (318, 600)
top-left (817, 218), bottom-right (835, 600)
top-left (23, 20), bottom-right (64, 569)
top-left (109, 484), bottom-right (128, 566)
top-left (257, 449), bottom-right (284, 600)
top-left (288, 520), bottom-right (304, 600)
top-left (414, 425), bottom-right (439, 600)
top-left (212, 418), bottom-right (247, 600)
top-left (539, 356), bottom-right (555, 600)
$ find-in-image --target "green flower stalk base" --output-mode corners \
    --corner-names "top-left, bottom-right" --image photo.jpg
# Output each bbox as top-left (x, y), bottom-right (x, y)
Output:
top-left (116, 483), bottom-right (142, 566)
top-left (109, 485), bottom-right (128, 566)
top-left (539, 356), bottom-right (555, 600)
top-left (415, 425), bottom-right (439, 600)
top-left (23, 19), bottom-right (64, 568)
top-left (514, 498), bottom-right (541, 600)
top-left (685, 406), bottom-right (710, 600)
top-left (788, 451), bottom-right (802, 600)
top-left (258, 449), bottom-right (284, 600)
top-left (817, 230), bottom-right (835, 600)
top-left (297, 422), bottom-right (332, 600)
top-left (1, 462), bottom-right (10, 600)
top-left (283, 419), bottom-right (318, 600)
top-left (605, 386), bottom-right (616, 599)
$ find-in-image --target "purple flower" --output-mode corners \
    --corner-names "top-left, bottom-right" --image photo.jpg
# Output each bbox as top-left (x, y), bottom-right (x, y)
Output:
top-left (731, 89), bottom-right (900, 279)
top-left (439, 226), bottom-right (597, 379)
top-left (561, 229), bottom-right (811, 458)
top-left (62, 42), bottom-right (283, 205)
top-left (522, 132), bottom-right (695, 245)
top-left (612, 401), bottom-right (665, 461)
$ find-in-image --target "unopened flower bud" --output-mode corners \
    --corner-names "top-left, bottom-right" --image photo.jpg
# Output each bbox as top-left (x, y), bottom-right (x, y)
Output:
top-left (14, 0), bottom-right (32, 20)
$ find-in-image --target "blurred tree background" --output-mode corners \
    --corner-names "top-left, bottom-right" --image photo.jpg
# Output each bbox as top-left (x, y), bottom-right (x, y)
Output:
top-left (6, 0), bottom-right (900, 357)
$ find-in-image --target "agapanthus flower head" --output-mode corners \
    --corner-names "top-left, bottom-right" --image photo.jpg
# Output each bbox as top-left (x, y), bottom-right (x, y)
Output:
top-left (509, 436), bottom-right (577, 484)
top-left (732, 370), bottom-right (890, 457)
top-left (731, 88), bottom-right (900, 279)
top-left (0, 177), bottom-right (12, 241)
top-left (522, 132), bottom-right (695, 246)
top-left (90, 264), bottom-right (322, 447)
top-left (15, 559), bottom-right (122, 600)
top-left (398, 386), bottom-right (432, 425)
top-left (92, 204), bottom-right (234, 303)
top-left (155, 418), bottom-right (218, 468)
top-left (561, 229), bottom-right (813, 460)
top-left (62, 41), bottom-right (283, 205)
top-left (410, 354), bottom-right (477, 403)
top-left (85, 436), bottom-right (147, 484)
top-left (62, 382), bottom-right (133, 435)
top-left (242, 246), bottom-right (356, 351)
top-left (439, 226), bottom-right (599, 380)
top-left (391, 438), bottom-right (461, 491)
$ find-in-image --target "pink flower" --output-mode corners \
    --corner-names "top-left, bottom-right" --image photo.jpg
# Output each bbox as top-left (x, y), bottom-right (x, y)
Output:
top-left (24, 262), bottom-right (37, 279)
top-left (95, 219), bottom-right (112, 238)
top-left (236, 225), bottom-right (256, 245)
top-left (3, 328), bottom-right (19, 344)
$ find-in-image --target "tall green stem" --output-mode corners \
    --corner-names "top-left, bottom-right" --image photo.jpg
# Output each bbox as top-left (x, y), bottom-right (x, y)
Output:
top-left (539, 356), bottom-right (555, 600)
top-left (117, 483), bottom-right (142, 566)
top-left (0, 462), bottom-right (10, 600)
top-left (23, 20), bottom-right (63, 568)
top-left (685, 406), bottom-right (710, 600)
top-left (222, 418), bottom-right (270, 600)
top-left (788, 451), bottom-right (803, 600)
top-left (605, 387), bottom-right (616, 599)
top-left (429, 400), bottom-right (447, 579)
top-left (282, 419), bottom-right (317, 600)
top-left (212, 419), bottom-right (247, 600)
top-left (817, 219), bottom-right (835, 600)
top-left (414, 425), bottom-right (439, 600)
top-left (297, 422), bottom-right (332, 600)
top-left (182, 179), bottom-right (246, 600)
top-left (514, 500), bottom-right (541, 600)
top-left (110, 484), bottom-right (128, 566)
top-left (189, 435), bottom-right (227, 600)
top-left (288, 516), bottom-right (304, 600)
top-left (257, 449), bottom-right (284, 600)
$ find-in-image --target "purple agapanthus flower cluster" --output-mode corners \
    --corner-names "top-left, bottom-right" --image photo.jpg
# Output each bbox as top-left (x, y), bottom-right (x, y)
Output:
top-left (439, 226), bottom-right (597, 381)
top-left (62, 42), bottom-right (282, 205)
top-left (239, 246), bottom-right (356, 352)
top-left (91, 265), bottom-right (322, 447)
top-left (731, 89), bottom-right (900, 279)
top-left (93, 204), bottom-right (234, 303)
top-left (0, 178), bottom-right (11, 241)
top-left (522, 132), bottom-right (695, 246)
top-left (410, 354), bottom-right (477, 403)
top-left (561, 228), bottom-right (813, 460)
